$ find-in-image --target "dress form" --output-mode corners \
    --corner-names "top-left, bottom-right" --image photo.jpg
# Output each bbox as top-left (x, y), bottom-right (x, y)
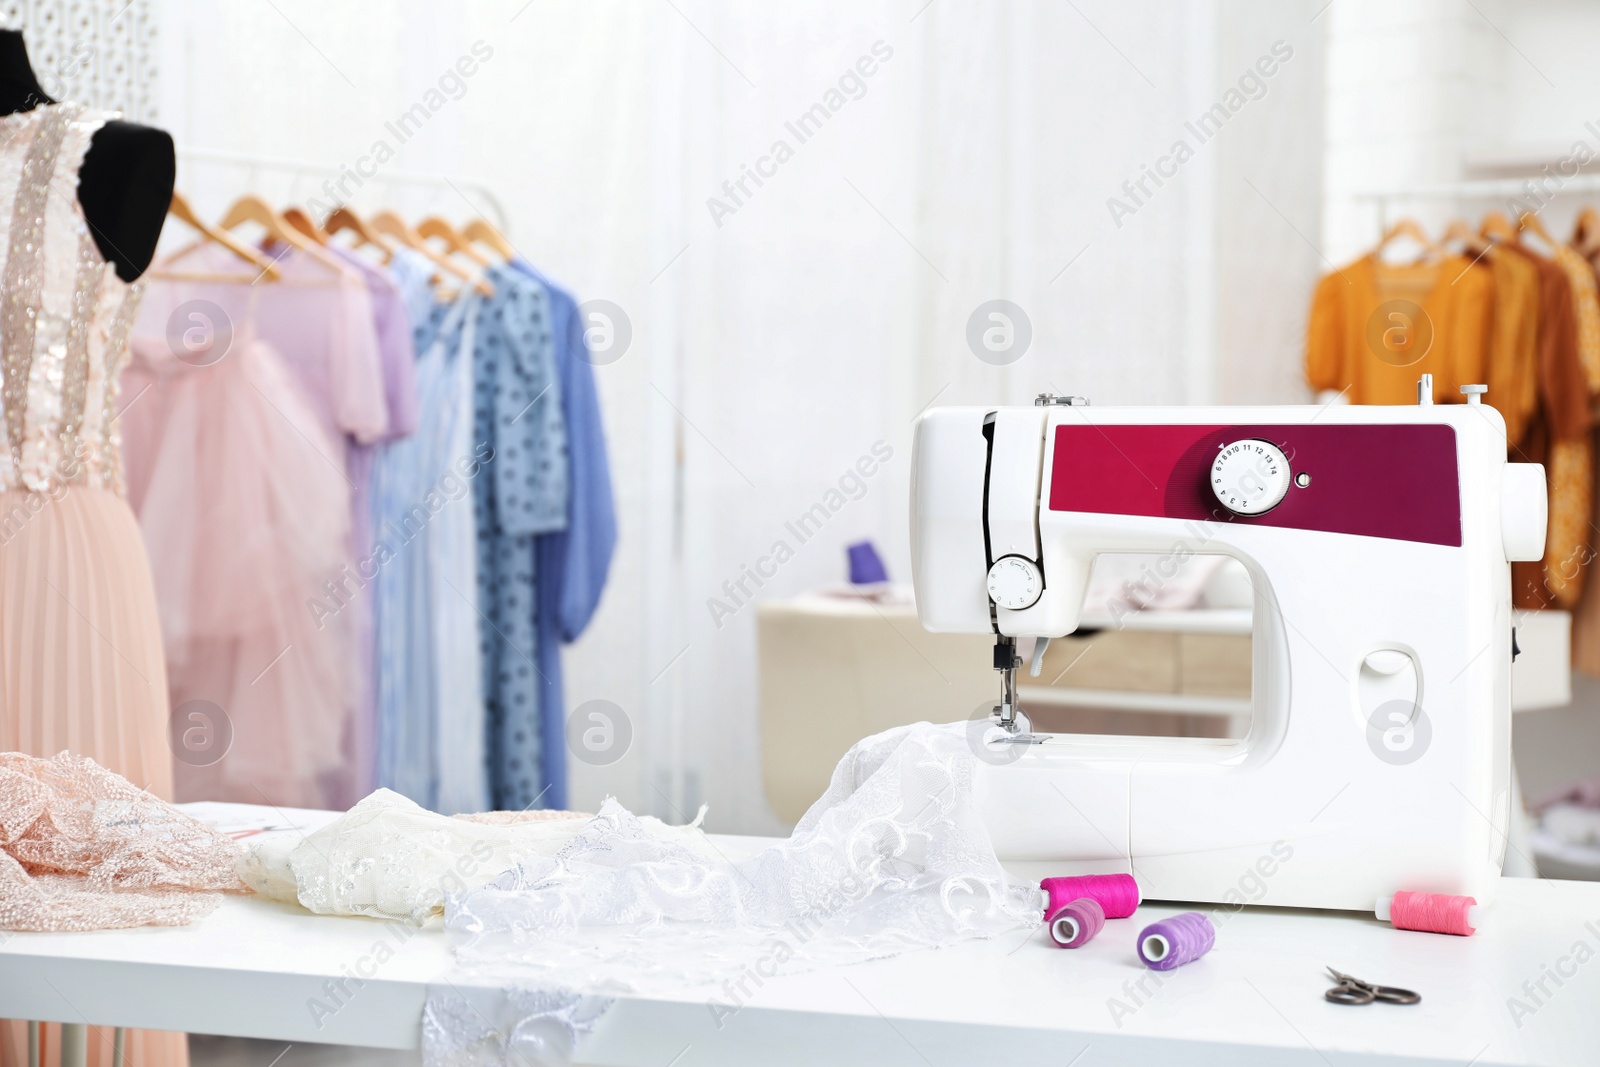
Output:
top-left (0, 29), bottom-right (172, 282)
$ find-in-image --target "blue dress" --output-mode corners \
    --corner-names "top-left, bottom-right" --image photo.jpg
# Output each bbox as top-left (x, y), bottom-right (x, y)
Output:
top-left (372, 255), bottom-right (494, 812)
top-left (512, 259), bottom-right (617, 811)
top-left (468, 263), bottom-right (569, 809)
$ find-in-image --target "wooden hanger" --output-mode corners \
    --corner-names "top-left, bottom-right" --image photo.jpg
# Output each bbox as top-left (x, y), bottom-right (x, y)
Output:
top-left (282, 206), bottom-right (328, 245)
top-left (418, 216), bottom-right (492, 267)
top-left (161, 190), bottom-right (281, 280)
top-left (1480, 211), bottom-right (1519, 243)
top-left (325, 205), bottom-right (394, 263)
top-left (1517, 210), bottom-right (1557, 251)
top-left (1372, 217), bottom-right (1442, 262)
top-left (373, 210), bottom-right (492, 296)
top-left (462, 218), bottom-right (515, 260)
top-left (219, 194), bottom-right (346, 274)
top-left (1441, 217), bottom-right (1488, 256)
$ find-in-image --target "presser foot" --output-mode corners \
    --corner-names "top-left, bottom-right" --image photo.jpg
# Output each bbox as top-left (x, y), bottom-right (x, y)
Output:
top-left (990, 702), bottom-right (1045, 744)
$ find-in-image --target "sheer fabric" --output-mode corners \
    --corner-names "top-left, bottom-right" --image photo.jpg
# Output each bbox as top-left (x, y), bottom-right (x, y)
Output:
top-left (0, 752), bottom-right (245, 932)
top-left (425, 722), bottom-right (1042, 1067)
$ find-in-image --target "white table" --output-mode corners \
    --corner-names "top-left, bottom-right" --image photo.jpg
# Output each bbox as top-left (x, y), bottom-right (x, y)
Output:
top-left (3, 805), bottom-right (1599, 1066)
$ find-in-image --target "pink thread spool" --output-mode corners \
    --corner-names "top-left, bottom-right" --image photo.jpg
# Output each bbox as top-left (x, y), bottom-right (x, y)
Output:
top-left (1047, 897), bottom-right (1106, 948)
top-left (1377, 891), bottom-right (1481, 936)
top-left (1040, 873), bottom-right (1140, 920)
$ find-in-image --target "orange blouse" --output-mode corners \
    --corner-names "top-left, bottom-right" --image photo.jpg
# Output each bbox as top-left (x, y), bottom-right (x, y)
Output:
top-left (1305, 254), bottom-right (1493, 405)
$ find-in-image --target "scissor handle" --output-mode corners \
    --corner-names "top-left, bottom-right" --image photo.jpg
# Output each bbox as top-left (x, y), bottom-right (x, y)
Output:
top-left (1370, 986), bottom-right (1421, 1005)
top-left (1325, 984), bottom-right (1375, 1005)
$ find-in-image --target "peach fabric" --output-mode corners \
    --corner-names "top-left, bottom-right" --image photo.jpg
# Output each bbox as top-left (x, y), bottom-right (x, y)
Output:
top-left (0, 488), bottom-right (172, 797)
top-left (0, 489), bottom-right (184, 1067)
top-left (0, 751), bottom-right (245, 931)
top-left (1, 1025), bottom-right (188, 1067)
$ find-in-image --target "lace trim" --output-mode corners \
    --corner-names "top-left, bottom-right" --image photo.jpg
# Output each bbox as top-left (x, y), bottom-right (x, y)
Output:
top-left (0, 104), bottom-right (76, 488)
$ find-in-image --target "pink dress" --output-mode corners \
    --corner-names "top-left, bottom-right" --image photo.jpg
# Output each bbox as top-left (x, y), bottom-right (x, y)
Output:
top-left (0, 103), bottom-right (182, 1067)
top-left (122, 274), bottom-right (367, 810)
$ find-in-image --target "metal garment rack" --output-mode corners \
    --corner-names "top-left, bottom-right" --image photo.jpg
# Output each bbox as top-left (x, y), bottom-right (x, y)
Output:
top-left (175, 147), bottom-right (511, 231)
top-left (1353, 173), bottom-right (1600, 232)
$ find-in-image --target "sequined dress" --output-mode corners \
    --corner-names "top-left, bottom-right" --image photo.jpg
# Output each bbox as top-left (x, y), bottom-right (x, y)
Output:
top-left (0, 103), bottom-right (181, 1067)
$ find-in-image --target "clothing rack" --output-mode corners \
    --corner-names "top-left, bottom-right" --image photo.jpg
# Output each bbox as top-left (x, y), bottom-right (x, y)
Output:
top-left (176, 147), bottom-right (510, 232)
top-left (1354, 174), bottom-right (1600, 232)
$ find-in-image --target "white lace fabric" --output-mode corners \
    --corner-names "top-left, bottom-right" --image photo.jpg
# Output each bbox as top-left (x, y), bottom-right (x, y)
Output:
top-left (0, 751), bottom-right (248, 931)
top-left (238, 787), bottom-right (707, 924)
top-left (425, 723), bottom-right (1043, 1067)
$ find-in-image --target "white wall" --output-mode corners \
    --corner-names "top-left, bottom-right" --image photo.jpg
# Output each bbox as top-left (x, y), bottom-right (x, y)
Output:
top-left (137, 0), bottom-right (1326, 831)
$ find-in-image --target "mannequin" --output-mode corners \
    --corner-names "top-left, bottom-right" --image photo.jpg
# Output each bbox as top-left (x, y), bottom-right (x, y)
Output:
top-left (0, 27), bottom-right (185, 1067)
top-left (0, 29), bottom-right (172, 282)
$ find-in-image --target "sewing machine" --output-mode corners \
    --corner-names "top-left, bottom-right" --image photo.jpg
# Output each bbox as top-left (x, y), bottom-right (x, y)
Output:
top-left (909, 381), bottom-right (1548, 911)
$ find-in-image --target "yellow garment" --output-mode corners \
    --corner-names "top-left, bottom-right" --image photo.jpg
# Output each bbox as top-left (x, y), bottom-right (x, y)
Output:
top-left (1553, 244), bottom-right (1600, 395)
top-left (1305, 254), bottom-right (1493, 404)
top-left (1485, 246), bottom-right (1541, 447)
top-left (1543, 437), bottom-right (1594, 607)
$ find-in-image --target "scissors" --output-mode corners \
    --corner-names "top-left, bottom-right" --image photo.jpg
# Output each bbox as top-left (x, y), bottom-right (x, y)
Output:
top-left (1325, 967), bottom-right (1421, 1005)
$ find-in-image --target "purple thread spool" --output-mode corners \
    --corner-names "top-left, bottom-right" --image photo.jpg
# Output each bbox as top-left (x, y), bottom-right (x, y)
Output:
top-left (847, 541), bottom-right (889, 585)
top-left (1047, 897), bottom-right (1105, 948)
top-left (1137, 912), bottom-right (1215, 971)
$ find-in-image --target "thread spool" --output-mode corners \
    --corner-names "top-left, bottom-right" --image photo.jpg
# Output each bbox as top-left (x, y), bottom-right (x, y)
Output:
top-left (1040, 873), bottom-right (1140, 920)
top-left (1377, 891), bottom-right (1480, 936)
top-left (1137, 912), bottom-right (1215, 971)
top-left (1047, 897), bottom-right (1106, 949)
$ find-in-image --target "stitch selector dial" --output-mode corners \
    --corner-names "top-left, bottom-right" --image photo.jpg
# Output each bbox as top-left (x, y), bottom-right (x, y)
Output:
top-left (987, 555), bottom-right (1043, 610)
top-left (1211, 439), bottom-right (1291, 516)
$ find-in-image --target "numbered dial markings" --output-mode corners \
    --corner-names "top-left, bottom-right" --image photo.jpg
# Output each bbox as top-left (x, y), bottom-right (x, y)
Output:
top-left (987, 555), bottom-right (1044, 610)
top-left (1211, 439), bottom-right (1292, 516)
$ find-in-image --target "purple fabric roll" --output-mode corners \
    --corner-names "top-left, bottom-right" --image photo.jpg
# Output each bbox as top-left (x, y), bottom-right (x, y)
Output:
top-left (1137, 911), bottom-right (1215, 970)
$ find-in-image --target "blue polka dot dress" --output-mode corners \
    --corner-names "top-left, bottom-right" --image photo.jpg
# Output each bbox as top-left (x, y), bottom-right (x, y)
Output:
top-left (467, 264), bottom-right (569, 809)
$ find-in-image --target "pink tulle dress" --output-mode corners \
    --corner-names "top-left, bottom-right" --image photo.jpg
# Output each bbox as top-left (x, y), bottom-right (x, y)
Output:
top-left (121, 283), bottom-right (360, 810)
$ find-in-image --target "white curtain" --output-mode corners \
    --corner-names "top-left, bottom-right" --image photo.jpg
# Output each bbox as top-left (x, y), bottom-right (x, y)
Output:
top-left (154, 0), bottom-right (1326, 833)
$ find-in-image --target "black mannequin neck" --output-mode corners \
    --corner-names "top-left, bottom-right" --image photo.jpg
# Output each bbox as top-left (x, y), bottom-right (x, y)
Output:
top-left (0, 28), bottom-right (174, 282)
top-left (0, 29), bottom-right (52, 114)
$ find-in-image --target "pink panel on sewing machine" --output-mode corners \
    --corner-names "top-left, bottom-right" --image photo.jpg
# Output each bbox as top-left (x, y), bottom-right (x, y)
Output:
top-left (1048, 423), bottom-right (1461, 546)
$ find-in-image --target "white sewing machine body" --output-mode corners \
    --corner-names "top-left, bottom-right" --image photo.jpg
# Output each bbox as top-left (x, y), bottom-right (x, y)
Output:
top-left (910, 398), bottom-right (1548, 912)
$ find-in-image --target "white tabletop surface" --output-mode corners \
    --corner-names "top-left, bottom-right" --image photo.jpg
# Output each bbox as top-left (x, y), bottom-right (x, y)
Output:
top-left (2, 803), bottom-right (1598, 1066)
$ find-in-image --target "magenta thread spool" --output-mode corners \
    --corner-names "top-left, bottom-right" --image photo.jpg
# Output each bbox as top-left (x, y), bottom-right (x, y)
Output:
top-left (1040, 873), bottom-right (1140, 919)
top-left (1137, 912), bottom-right (1215, 971)
top-left (1047, 897), bottom-right (1106, 948)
